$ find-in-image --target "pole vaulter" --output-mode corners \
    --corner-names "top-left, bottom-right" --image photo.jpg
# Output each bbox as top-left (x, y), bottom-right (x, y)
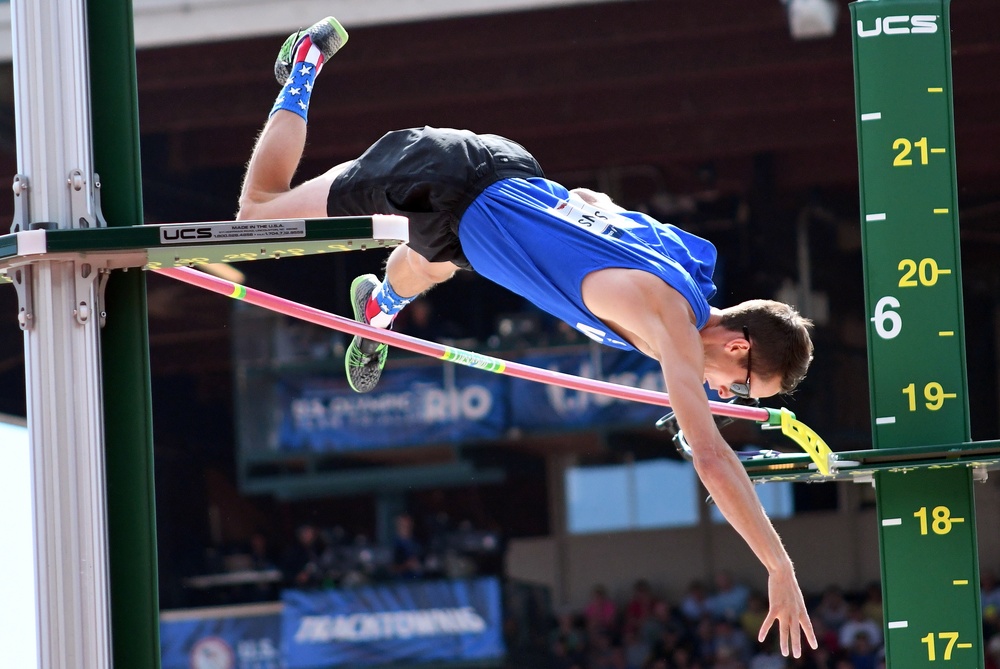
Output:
top-left (157, 266), bottom-right (834, 474)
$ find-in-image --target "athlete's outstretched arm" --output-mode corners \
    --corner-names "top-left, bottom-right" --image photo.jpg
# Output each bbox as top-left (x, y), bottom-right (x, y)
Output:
top-left (582, 269), bottom-right (817, 658)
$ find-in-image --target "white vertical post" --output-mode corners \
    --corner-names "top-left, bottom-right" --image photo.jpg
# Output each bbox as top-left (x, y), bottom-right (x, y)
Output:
top-left (11, 0), bottom-right (111, 667)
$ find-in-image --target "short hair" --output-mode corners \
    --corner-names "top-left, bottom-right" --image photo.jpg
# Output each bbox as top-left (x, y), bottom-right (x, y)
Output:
top-left (718, 299), bottom-right (814, 394)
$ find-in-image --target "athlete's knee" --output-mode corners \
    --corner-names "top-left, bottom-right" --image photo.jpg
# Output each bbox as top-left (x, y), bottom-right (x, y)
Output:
top-left (404, 248), bottom-right (457, 285)
top-left (235, 196), bottom-right (259, 221)
top-left (236, 188), bottom-right (275, 221)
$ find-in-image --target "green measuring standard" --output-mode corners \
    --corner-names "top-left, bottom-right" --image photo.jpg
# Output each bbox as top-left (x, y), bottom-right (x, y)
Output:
top-left (852, 1), bottom-right (983, 667)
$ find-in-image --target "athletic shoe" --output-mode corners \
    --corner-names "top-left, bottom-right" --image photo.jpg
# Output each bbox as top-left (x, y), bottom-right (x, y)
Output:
top-left (345, 274), bottom-right (389, 393)
top-left (274, 16), bottom-right (350, 85)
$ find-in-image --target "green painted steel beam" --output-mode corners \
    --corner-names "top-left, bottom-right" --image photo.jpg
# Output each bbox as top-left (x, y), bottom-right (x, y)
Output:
top-left (744, 439), bottom-right (1000, 483)
top-left (87, 0), bottom-right (160, 666)
top-left (0, 216), bottom-right (404, 282)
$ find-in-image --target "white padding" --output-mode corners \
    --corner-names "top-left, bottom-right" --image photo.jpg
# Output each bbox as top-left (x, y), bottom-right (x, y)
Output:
top-left (17, 230), bottom-right (47, 255)
top-left (371, 214), bottom-right (409, 242)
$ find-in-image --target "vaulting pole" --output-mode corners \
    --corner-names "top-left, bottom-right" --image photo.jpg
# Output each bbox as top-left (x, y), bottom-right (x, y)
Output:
top-left (157, 266), bottom-right (770, 422)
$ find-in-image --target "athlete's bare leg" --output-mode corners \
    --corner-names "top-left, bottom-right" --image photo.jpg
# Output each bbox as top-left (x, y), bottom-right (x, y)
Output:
top-left (383, 245), bottom-right (460, 298)
top-left (237, 16), bottom-right (349, 221)
top-left (236, 110), bottom-right (350, 221)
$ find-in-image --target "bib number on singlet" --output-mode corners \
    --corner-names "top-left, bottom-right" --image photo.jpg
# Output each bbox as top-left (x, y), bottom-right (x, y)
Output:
top-left (550, 199), bottom-right (626, 239)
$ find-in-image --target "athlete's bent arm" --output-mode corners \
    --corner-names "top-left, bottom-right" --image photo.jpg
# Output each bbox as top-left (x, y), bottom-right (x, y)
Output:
top-left (582, 269), bottom-right (817, 658)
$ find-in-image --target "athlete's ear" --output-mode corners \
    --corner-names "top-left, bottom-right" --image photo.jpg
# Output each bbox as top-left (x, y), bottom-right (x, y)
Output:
top-left (723, 334), bottom-right (750, 354)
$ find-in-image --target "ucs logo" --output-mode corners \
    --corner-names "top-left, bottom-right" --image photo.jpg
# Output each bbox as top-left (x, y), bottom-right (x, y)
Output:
top-left (162, 227), bottom-right (213, 240)
top-left (856, 14), bottom-right (938, 38)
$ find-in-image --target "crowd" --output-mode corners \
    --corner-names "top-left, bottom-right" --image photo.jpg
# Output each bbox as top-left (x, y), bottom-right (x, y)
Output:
top-left (544, 572), bottom-right (894, 669)
top-left (278, 513), bottom-right (502, 590)
top-left (187, 512), bottom-right (503, 606)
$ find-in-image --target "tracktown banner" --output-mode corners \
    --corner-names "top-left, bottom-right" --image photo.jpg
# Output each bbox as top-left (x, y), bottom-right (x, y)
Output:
top-left (282, 578), bottom-right (505, 668)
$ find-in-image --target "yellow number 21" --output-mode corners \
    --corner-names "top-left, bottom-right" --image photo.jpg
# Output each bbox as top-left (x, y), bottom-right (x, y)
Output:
top-left (893, 137), bottom-right (929, 166)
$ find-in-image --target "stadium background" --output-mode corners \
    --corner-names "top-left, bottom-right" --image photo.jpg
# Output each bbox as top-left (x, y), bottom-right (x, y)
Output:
top-left (1, 0), bottom-right (1000, 667)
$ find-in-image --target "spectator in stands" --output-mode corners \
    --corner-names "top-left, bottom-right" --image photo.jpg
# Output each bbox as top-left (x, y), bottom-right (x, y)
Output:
top-left (550, 610), bottom-right (588, 660)
top-left (669, 644), bottom-right (702, 669)
top-left (242, 531), bottom-right (279, 601)
top-left (707, 571), bottom-right (751, 622)
top-left (860, 583), bottom-right (883, 628)
top-left (985, 633), bottom-right (1000, 669)
top-left (739, 592), bottom-right (769, 642)
top-left (641, 599), bottom-right (679, 647)
top-left (712, 644), bottom-right (747, 669)
top-left (551, 636), bottom-right (585, 669)
top-left (681, 580), bottom-right (711, 622)
top-left (832, 656), bottom-right (854, 669)
top-left (809, 617), bottom-right (841, 655)
top-left (623, 627), bottom-right (651, 669)
top-left (814, 586), bottom-right (850, 632)
top-left (584, 584), bottom-right (619, 634)
top-left (845, 631), bottom-right (878, 669)
top-left (646, 617), bottom-right (686, 668)
top-left (391, 513), bottom-right (423, 579)
top-left (248, 532), bottom-right (276, 571)
top-left (625, 579), bottom-right (658, 635)
top-left (983, 571), bottom-right (1000, 626)
top-left (837, 604), bottom-right (882, 651)
top-left (714, 618), bottom-right (752, 665)
top-left (282, 524), bottom-right (324, 588)
top-left (695, 615), bottom-right (719, 665)
top-left (588, 629), bottom-right (623, 669)
top-left (748, 635), bottom-right (786, 669)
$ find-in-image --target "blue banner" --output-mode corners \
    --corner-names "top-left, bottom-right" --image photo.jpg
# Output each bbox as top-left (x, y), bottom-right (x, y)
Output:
top-left (161, 605), bottom-right (282, 669)
top-left (510, 349), bottom-right (666, 430)
top-left (278, 365), bottom-right (507, 451)
top-left (272, 347), bottom-right (675, 452)
top-left (282, 578), bottom-right (505, 668)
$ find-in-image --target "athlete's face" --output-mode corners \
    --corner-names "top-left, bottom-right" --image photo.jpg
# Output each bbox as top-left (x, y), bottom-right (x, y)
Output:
top-left (704, 333), bottom-right (783, 399)
top-left (707, 369), bottom-right (781, 400)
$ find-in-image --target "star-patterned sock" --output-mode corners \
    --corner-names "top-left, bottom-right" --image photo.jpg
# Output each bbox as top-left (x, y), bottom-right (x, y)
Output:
top-left (365, 278), bottom-right (415, 328)
top-left (269, 35), bottom-right (327, 121)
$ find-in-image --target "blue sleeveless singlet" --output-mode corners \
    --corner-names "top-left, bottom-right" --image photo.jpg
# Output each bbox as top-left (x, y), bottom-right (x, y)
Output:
top-left (457, 178), bottom-right (718, 351)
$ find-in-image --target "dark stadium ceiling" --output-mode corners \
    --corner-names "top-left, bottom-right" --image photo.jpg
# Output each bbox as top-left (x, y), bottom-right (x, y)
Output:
top-left (124, 0), bottom-right (1000, 213)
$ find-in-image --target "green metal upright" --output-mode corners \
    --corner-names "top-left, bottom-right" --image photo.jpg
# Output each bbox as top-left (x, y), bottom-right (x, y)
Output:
top-left (851, 1), bottom-right (983, 666)
top-left (87, 0), bottom-right (162, 667)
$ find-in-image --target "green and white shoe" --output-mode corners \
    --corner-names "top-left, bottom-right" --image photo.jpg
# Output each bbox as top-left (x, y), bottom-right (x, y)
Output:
top-left (345, 274), bottom-right (389, 393)
top-left (274, 16), bottom-right (349, 85)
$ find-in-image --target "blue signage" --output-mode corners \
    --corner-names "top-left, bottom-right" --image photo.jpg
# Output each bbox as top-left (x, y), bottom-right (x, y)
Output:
top-left (282, 578), bottom-right (505, 668)
top-left (161, 606), bottom-right (282, 669)
top-left (278, 365), bottom-right (507, 451)
top-left (509, 349), bottom-right (666, 430)
top-left (274, 347), bottom-right (667, 452)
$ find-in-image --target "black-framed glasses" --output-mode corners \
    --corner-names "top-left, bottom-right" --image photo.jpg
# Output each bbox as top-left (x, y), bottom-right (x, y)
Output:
top-left (729, 326), bottom-right (752, 399)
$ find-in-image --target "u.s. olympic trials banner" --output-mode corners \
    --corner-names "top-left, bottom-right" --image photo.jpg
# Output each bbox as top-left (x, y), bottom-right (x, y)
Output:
top-left (277, 364), bottom-right (507, 451)
top-left (282, 577), bottom-right (505, 668)
top-left (160, 603), bottom-right (282, 669)
top-left (273, 347), bottom-right (669, 452)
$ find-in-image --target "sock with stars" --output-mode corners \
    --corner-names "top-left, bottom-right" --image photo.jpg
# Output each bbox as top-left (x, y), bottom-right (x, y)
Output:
top-left (366, 279), bottom-right (415, 328)
top-left (269, 35), bottom-right (327, 121)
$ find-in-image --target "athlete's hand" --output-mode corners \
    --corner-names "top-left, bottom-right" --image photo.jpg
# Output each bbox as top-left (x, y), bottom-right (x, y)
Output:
top-left (760, 566), bottom-right (818, 658)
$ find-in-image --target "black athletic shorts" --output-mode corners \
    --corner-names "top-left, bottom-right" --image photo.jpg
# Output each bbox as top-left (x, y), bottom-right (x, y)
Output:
top-left (326, 126), bottom-right (544, 269)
